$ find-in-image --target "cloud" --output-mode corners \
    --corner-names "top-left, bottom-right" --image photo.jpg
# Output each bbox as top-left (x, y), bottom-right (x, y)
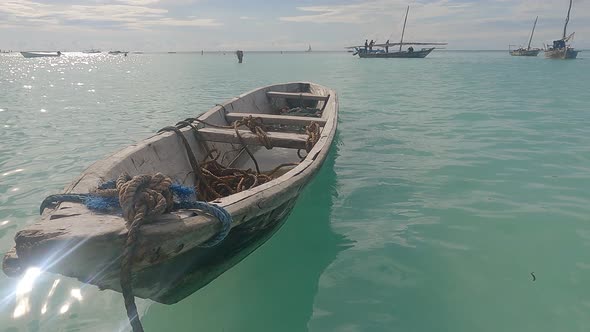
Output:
top-left (133, 17), bottom-right (222, 27)
top-left (277, 0), bottom-right (590, 48)
top-left (0, 0), bottom-right (221, 29)
top-left (280, 2), bottom-right (389, 23)
top-left (279, 0), bottom-right (590, 25)
top-left (1, 0), bottom-right (589, 50)
top-left (116, 0), bottom-right (161, 5)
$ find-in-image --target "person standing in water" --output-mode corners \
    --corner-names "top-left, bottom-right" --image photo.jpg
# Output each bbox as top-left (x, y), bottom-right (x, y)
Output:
top-left (236, 50), bottom-right (243, 63)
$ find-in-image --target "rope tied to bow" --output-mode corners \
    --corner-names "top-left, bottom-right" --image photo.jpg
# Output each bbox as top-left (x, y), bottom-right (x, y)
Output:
top-left (41, 173), bottom-right (232, 332)
top-left (114, 172), bottom-right (232, 332)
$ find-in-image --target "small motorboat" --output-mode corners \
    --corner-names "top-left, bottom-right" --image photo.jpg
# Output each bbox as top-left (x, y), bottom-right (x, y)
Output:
top-left (83, 49), bottom-right (101, 54)
top-left (20, 51), bottom-right (61, 58)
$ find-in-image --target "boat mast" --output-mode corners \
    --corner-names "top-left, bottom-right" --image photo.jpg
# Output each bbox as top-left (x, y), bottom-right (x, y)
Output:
top-left (527, 16), bottom-right (538, 50)
top-left (563, 0), bottom-right (572, 40)
top-left (399, 5), bottom-right (409, 52)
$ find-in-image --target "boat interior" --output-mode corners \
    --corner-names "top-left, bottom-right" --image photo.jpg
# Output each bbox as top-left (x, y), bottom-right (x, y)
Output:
top-left (69, 82), bottom-right (335, 201)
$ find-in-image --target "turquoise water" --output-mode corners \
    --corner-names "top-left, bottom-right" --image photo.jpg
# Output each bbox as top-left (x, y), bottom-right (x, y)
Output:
top-left (1, 51), bottom-right (590, 331)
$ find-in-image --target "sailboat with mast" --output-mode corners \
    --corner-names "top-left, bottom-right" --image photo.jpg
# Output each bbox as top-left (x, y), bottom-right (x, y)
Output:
top-left (509, 16), bottom-right (540, 56)
top-left (346, 5), bottom-right (446, 58)
top-left (544, 0), bottom-right (579, 59)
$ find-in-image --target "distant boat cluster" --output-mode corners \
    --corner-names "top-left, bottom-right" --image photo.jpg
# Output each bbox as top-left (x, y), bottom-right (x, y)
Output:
top-left (16, 49), bottom-right (130, 58)
top-left (7, 0), bottom-right (581, 60)
top-left (510, 0), bottom-right (578, 59)
top-left (347, 0), bottom-right (579, 60)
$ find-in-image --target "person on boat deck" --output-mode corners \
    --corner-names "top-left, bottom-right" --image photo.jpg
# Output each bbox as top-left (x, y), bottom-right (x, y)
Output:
top-left (369, 40), bottom-right (374, 51)
top-left (385, 40), bottom-right (390, 53)
top-left (364, 40), bottom-right (368, 51)
top-left (57, 51), bottom-right (61, 56)
top-left (408, 46), bottom-right (414, 53)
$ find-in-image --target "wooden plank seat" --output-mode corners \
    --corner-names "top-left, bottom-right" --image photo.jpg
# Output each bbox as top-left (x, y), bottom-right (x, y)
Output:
top-left (266, 91), bottom-right (329, 101)
top-left (224, 113), bottom-right (326, 126)
top-left (197, 127), bottom-right (308, 149)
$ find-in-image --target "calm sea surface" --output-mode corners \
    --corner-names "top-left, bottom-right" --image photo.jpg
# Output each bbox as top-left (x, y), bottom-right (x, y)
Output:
top-left (1, 51), bottom-right (590, 331)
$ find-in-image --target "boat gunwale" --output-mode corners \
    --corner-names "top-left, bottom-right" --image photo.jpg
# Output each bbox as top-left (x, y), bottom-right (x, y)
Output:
top-left (62, 81), bottom-right (335, 210)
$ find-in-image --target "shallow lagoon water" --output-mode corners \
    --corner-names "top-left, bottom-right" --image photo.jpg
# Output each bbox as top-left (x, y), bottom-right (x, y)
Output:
top-left (1, 51), bottom-right (590, 331)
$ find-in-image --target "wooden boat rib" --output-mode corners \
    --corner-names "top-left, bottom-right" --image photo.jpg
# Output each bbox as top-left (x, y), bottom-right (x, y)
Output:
top-left (2, 82), bottom-right (338, 304)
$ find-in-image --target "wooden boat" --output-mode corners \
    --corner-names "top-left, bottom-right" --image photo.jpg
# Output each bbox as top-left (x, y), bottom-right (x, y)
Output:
top-left (20, 51), bottom-right (61, 58)
top-left (509, 16), bottom-right (541, 56)
top-left (2, 82), bottom-right (338, 305)
top-left (108, 50), bottom-right (128, 55)
top-left (346, 6), bottom-right (446, 58)
top-left (544, 0), bottom-right (579, 59)
top-left (358, 47), bottom-right (435, 58)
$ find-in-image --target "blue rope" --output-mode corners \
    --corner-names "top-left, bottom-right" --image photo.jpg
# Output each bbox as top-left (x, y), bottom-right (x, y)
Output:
top-left (40, 194), bottom-right (89, 214)
top-left (174, 201), bottom-right (232, 247)
top-left (40, 183), bottom-right (232, 247)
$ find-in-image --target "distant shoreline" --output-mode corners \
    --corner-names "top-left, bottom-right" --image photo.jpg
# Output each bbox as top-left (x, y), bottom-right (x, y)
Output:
top-left (2, 49), bottom-right (588, 54)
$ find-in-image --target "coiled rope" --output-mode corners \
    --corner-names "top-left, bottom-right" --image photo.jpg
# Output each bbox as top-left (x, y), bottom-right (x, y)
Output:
top-left (298, 121), bottom-right (321, 160)
top-left (175, 115), bottom-right (272, 174)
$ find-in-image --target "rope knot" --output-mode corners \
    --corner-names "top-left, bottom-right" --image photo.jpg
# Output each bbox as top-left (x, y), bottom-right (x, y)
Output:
top-left (116, 173), bottom-right (174, 224)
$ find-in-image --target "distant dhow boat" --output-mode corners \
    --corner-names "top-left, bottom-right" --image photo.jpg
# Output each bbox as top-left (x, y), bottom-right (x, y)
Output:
top-left (20, 51), bottom-right (61, 58)
top-left (346, 5), bottom-right (447, 58)
top-left (83, 49), bottom-right (101, 54)
top-left (544, 0), bottom-right (579, 59)
top-left (509, 16), bottom-right (540, 56)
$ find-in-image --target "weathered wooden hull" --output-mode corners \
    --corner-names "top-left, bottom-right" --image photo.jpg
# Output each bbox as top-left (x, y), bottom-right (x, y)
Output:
top-left (544, 48), bottom-right (579, 59)
top-left (2, 185), bottom-right (304, 304)
top-left (358, 48), bottom-right (434, 58)
top-left (3, 82), bottom-right (338, 303)
top-left (140, 197), bottom-right (298, 304)
top-left (509, 49), bottom-right (540, 56)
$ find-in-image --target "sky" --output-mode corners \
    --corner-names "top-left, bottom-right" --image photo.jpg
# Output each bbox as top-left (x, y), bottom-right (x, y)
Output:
top-left (0, 0), bottom-right (589, 51)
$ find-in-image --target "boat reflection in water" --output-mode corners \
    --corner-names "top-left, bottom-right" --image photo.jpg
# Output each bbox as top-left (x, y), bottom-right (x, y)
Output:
top-left (142, 147), bottom-right (351, 331)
